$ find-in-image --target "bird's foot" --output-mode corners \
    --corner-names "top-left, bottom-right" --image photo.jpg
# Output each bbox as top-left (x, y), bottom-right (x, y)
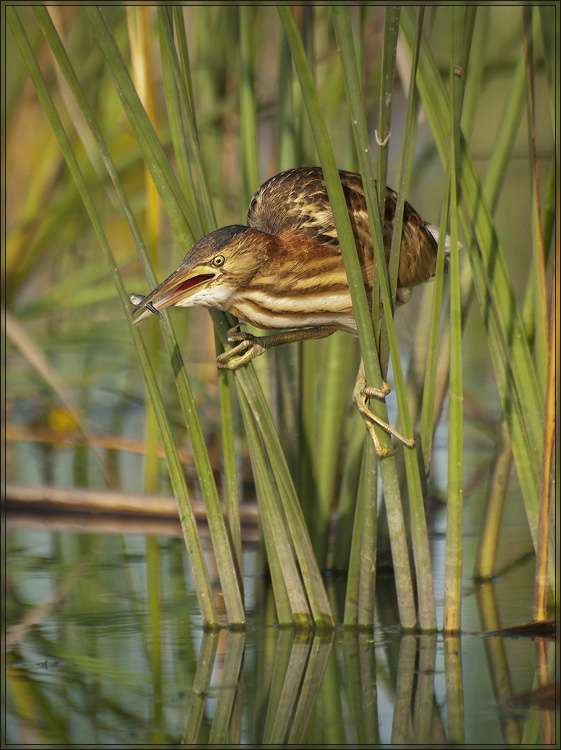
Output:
top-left (353, 365), bottom-right (418, 458)
top-left (217, 324), bottom-right (336, 371)
top-left (216, 326), bottom-right (267, 370)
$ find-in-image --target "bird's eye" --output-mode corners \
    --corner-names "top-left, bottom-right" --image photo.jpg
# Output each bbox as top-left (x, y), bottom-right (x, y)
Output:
top-left (212, 255), bottom-right (225, 268)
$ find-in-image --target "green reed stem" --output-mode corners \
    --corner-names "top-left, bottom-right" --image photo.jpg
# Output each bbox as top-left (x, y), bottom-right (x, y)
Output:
top-left (35, 4), bottom-right (244, 626)
top-left (534, 271), bottom-right (556, 619)
top-left (296, 8), bottom-right (321, 528)
top-left (9, 5), bottom-right (220, 628)
top-left (165, 6), bottom-right (333, 627)
top-left (128, 9), bottom-right (162, 501)
top-left (158, 13), bottom-right (203, 238)
top-left (461, 6), bottom-right (490, 142)
top-left (538, 7), bottom-right (556, 124)
top-left (356, 445), bottom-right (379, 627)
top-left (157, 7), bottom-right (215, 232)
top-left (419, 174), bottom-right (451, 476)
top-left (158, 7), bottom-right (244, 589)
top-left (472, 25), bottom-right (550, 583)
top-left (172, 7), bottom-right (199, 143)
top-left (277, 33), bottom-right (297, 169)
top-left (443, 6), bottom-right (465, 634)
top-left (376, 4), bottom-right (398, 377)
top-left (333, 5), bottom-right (437, 629)
top-left (384, 7), bottom-right (437, 630)
top-left (314, 333), bottom-right (355, 569)
top-left (401, 6), bottom-right (544, 545)
top-left (101, 5), bottom-right (245, 625)
top-left (90, 8), bottom-right (196, 247)
top-left (298, 341), bottom-right (318, 533)
top-left (474, 25), bottom-right (555, 586)
top-left (275, 27), bottom-right (306, 518)
top-left (332, 414), bottom-right (366, 574)
top-left (523, 7), bottom-right (549, 397)
top-left (239, 6), bottom-right (260, 204)
top-left (237, 387), bottom-right (311, 627)
top-left (281, 4), bottom-right (416, 629)
top-left (377, 5), bottom-right (400, 204)
top-left (473, 419), bottom-right (513, 580)
top-left (343, 443), bottom-right (366, 625)
top-left (213, 325), bottom-right (334, 628)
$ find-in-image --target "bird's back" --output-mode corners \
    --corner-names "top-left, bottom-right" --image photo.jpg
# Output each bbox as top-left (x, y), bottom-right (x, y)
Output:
top-left (247, 167), bottom-right (440, 304)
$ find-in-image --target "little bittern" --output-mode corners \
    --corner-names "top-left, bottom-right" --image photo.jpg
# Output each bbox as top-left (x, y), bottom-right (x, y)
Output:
top-left (132, 167), bottom-right (447, 457)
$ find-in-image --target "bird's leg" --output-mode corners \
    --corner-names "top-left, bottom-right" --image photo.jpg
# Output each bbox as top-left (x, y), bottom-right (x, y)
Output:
top-left (217, 325), bottom-right (337, 371)
top-left (353, 359), bottom-right (417, 458)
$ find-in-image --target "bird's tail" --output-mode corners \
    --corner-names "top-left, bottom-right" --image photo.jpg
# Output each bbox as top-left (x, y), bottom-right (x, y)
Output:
top-left (425, 224), bottom-right (462, 253)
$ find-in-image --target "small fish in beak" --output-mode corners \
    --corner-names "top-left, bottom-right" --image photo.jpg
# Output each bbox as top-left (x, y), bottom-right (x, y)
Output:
top-left (129, 293), bottom-right (162, 319)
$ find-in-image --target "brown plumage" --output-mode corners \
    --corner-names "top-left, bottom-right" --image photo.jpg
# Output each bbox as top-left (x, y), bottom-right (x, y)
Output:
top-left (133, 167), bottom-right (442, 331)
top-left (132, 167), bottom-right (447, 456)
top-left (246, 167), bottom-right (440, 304)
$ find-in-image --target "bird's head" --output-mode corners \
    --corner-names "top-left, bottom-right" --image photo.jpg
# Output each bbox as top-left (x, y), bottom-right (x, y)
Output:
top-left (132, 225), bottom-right (271, 322)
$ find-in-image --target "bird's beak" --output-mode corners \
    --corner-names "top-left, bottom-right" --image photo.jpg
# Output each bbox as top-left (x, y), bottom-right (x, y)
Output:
top-left (131, 263), bottom-right (218, 323)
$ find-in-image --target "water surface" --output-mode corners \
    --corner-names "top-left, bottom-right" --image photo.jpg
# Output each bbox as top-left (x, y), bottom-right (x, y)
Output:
top-left (5, 516), bottom-right (554, 746)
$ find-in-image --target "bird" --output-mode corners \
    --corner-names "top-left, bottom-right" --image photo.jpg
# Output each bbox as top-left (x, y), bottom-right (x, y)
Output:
top-left (132, 167), bottom-right (447, 457)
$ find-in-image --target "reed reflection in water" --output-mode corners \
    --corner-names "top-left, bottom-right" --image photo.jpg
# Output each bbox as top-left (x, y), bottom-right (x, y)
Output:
top-left (4, 527), bottom-right (554, 746)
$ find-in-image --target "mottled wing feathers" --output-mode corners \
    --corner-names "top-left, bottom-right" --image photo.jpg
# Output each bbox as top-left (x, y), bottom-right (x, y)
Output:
top-left (246, 167), bottom-right (438, 293)
top-left (382, 185), bottom-right (441, 291)
top-left (247, 167), bottom-right (364, 247)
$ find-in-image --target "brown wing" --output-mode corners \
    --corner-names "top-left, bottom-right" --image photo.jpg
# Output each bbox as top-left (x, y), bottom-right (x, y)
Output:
top-left (247, 167), bottom-right (367, 249)
top-left (246, 167), bottom-right (438, 297)
top-left (383, 185), bottom-right (440, 292)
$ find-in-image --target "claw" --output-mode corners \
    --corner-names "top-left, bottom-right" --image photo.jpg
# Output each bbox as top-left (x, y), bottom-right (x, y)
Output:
top-left (353, 359), bottom-right (417, 458)
top-left (217, 327), bottom-right (266, 370)
top-left (362, 381), bottom-right (391, 399)
top-left (226, 326), bottom-right (255, 345)
top-left (226, 324), bottom-right (244, 343)
top-left (216, 324), bottom-right (337, 371)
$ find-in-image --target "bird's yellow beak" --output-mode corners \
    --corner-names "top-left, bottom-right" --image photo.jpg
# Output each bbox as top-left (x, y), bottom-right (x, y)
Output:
top-left (131, 264), bottom-right (218, 323)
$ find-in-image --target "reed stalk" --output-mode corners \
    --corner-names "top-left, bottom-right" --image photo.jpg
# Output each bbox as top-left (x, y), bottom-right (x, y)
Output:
top-left (523, 7), bottom-right (549, 396)
top-left (158, 6), bottom-right (244, 588)
top-left (314, 333), bottom-right (355, 568)
top-left (161, 6), bottom-right (333, 628)
top-left (280, 5), bottom-right (417, 629)
top-left (8, 5), bottom-right (220, 628)
top-left (33, 4), bottom-right (245, 625)
top-left (376, 5), bottom-right (400, 260)
top-left (401, 5), bottom-right (545, 549)
top-left (237, 386), bottom-right (311, 627)
top-left (127, 8), bottom-right (162, 500)
top-left (333, 5), bottom-right (436, 629)
top-left (84, 5), bottom-right (246, 626)
top-left (443, 5), bottom-right (465, 635)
